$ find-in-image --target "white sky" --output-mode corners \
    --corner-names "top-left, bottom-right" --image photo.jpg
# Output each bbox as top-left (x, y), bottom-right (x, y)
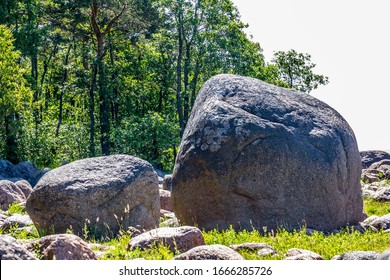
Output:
top-left (232, 0), bottom-right (390, 151)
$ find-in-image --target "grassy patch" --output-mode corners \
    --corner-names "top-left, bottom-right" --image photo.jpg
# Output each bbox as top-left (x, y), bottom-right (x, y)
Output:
top-left (363, 197), bottom-right (390, 216)
top-left (101, 235), bottom-right (175, 260)
top-left (7, 202), bottom-right (26, 215)
top-left (203, 227), bottom-right (390, 260)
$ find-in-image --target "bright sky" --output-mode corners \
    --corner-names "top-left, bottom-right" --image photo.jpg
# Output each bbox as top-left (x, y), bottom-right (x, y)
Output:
top-left (232, 0), bottom-right (390, 152)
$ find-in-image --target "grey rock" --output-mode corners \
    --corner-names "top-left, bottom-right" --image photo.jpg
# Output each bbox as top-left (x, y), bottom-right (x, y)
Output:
top-left (160, 189), bottom-right (173, 211)
top-left (32, 234), bottom-right (97, 260)
top-left (14, 180), bottom-right (33, 198)
top-left (0, 234), bottom-right (37, 260)
top-left (369, 214), bottom-right (390, 230)
top-left (172, 74), bottom-right (364, 232)
top-left (1, 214), bottom-right (33, 230)
top-left (127, 226), bottom-right (204, 253)
top-left (332, 251), bottom-right (379, 260)
top-left (174, 244), bottom-right (244, 260)
top-left (160, 217), bottom-right (180, 228)
top-left (230, 242), bottom-right (276, 257)
top-left (360, 150), bottom-right (390, 169)
top-left (9, 161), bottom-right (40, 185)
top-left (26, 154), bottom-right (160, 238)
top-left (284, 248), bottom-right (323, 260)
top-left (163, 174), bottom-right (173, 191)
top-left (378, 249), bottom-right (390, 260)
top-left (0, 180), bottom-right (26, 210)
top-left (372, 187), bottom-right (390, 202)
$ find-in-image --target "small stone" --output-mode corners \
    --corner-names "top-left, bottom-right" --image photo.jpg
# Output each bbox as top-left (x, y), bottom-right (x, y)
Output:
top-left (332, 251), bottom-right (379, 260)
top-left (174, 244), bottom-right (244, 260)
top-left (284, 248), bottom-right (323, 260)
top-left (127, 226), bottom-right (204, 253)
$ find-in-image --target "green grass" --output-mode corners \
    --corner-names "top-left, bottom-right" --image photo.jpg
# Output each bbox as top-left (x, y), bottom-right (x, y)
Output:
top-left (203, 227), bottom-right (390, 260)
top-left (3, 191), bottom-right (389, 260)
top-left (7, 202), bottom-right (26, 215)
top-left (364, 197), bottom-right (390, 216)
top-left (101, 235), bottom-right (175, 260)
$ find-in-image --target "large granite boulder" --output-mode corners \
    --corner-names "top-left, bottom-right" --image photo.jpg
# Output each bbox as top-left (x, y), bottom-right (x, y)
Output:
top-left (26, 154), bottom-right (160, 238)
top-left (172, 74), bottom-right (364, 232)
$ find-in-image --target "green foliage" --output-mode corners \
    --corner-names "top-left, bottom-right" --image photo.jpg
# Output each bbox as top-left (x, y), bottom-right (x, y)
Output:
top-left (7, 202), bottom-right (26, 215)
top-left (102, 235), bottom-right (175, 260)
top-left (113, 113), bottom-right (180, 171)
top-left (272, 49), bottom-right (329, 93)
top-left (363, 197), bottom-right (390, 216)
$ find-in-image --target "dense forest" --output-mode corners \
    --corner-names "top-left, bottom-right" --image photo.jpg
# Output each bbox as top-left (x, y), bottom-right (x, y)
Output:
top-left (0, 0), bottom-right (328, 171)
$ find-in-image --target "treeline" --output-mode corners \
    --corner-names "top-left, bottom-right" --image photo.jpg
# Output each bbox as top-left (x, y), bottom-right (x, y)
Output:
top-left (0, 0), bottom-right (327, 170)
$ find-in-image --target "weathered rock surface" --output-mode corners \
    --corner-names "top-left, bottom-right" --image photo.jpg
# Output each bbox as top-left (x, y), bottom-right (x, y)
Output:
top-left (160, 189), bottom-right (173, 211)
top-left (0, 180), bottom-right (26, 210)
top-left (172, 74), bottom-right (364, 232)
top-left (127, 226), bottom-right (204, 253)
top-left (163, 175), bottom-right (173, 191)
top-left (26, 154), bottom-right (160, 238)
top-left (31, 234), bottom-right (97, 260)
top-left (360, 150), bottom-right (390, 169)
top-left (284, 248), bottom-right (323, 260)
top-left (14, 180), bottom-right (33, 198)
top-left (0, 235), bottom-right (37, 260)
top-left (332, 251), bottom-right (379, 260)
top-left (174, 244), bottom-right (244, 260)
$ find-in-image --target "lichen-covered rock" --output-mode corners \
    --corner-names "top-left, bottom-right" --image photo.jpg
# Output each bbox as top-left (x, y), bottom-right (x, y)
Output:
top-left (14, 180), bottom-right (33, 198)
top-left (160, 189), bottom-right (173, 211)
top-left (172, 74), bottom-right (364, 232)
top-left (26, 155), bottom-right (160, 238)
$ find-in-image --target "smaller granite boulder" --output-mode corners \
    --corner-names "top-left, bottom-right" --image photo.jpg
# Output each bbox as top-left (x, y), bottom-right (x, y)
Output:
top-left (33, 234), bottom-right (97, 260)
top-left (174, 244), bottom-right (244, 260)
top-left (26, 155), bottom-right (160, 238)
top-left (127, 226), bottom-right (204, 253)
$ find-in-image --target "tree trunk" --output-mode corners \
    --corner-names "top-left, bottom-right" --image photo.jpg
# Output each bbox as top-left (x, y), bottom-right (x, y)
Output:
top-left (5, 114), bottom-right (19, 164)
top-left (89, 63), bottom-right (97, 157)
top-left (176, 10), bottom-right (185, 136)
top-left (55, 43), bottom-right (72, 137)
